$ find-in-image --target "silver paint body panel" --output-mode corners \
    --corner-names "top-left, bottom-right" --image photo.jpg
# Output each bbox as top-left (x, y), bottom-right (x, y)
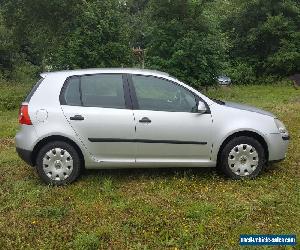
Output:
top-left (15, 68), bottom-right (289, 168)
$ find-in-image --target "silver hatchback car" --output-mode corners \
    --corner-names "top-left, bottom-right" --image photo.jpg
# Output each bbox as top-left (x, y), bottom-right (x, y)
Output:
top-left (16, 68), bottom-right (289, 185)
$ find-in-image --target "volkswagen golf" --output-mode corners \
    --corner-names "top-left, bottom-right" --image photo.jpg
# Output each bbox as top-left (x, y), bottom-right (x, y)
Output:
top-left (15, 68), bottom-right (289, 185)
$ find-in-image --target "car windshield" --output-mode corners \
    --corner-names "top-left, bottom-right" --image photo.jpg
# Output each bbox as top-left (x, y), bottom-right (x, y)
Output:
top-left (218, 76), bottom-right (229, 80)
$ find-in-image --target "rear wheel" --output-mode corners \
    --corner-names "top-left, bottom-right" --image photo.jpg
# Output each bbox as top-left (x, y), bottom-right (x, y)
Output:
top-left (36, 141), bottom-right (81, 185)
top-left (219, 136), bottom-right (266, 179)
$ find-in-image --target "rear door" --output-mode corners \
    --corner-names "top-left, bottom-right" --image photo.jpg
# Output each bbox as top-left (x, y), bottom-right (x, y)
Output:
top-left (61, 73), bottom-right (136, 163)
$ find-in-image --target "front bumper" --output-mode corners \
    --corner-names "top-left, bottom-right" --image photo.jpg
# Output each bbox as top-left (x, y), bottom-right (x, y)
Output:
top-left (267, 133), bottom-right (289, 161)
top-left (269, 158), bottom-right (286, 164)
top-left (16, 147), bottom-right (33, 166)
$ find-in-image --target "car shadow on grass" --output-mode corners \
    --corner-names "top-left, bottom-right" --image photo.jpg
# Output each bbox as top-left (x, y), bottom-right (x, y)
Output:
top-left (81, 167), bottom-right (219, 181)
top-left (79, 162), bottom-right (282, 184)
top-left (264, 162), bottom-right (283, 173)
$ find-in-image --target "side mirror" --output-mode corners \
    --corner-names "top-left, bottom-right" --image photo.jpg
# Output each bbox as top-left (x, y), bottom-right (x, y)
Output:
top-left (197, 101), bottom-right (207, 114)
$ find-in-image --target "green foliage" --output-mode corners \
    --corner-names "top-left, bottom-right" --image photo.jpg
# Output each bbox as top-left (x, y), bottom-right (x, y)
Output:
top-left (100, 177), bottom-right (116, 198)
top-left (73, 232), bottom-right (101, 250)
top-left (223, 0), bottom-right (300, 80)
top-left (0, 11), bottom-right (17, 78)
top-left (2, 0), bottom-right (133, 71)
top-left (144, 0), bottom-right (225, 87)
top-left (185, 201), bottom-right (215, 220)
top-left (224, 61), bottom-right (256, 84)
top-left (2, 0), bottom-right (79, 68)
top-left (49, 1), bottom-right (133, 69)
top-left (0, 0), bottom-right (299, 85)
top-left (10, 62), bottom-right (40, 83)
top-left (0, 93), bottom-right (23, 110)
top-left (34, 206), bottom-right (69, 220)
top-left (0, 82), bottom-right (32, 111)
top-left (265, 32), bottom-right (300, 75)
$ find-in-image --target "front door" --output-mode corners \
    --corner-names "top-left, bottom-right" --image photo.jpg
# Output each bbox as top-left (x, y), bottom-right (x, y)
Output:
top-left (129, 74), bottom-right (213, 165)
top-left (61, 74), bottom-right (135, 163)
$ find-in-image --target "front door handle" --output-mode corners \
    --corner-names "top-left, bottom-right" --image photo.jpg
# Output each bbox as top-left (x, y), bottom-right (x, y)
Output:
top-left (139, 117), bottom-right (151, 123)
top-left (70, 115), bottom-right (84, 121)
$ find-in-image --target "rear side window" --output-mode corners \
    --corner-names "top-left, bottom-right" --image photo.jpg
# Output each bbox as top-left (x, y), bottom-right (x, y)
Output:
top-left (62, 74), bottom-right (126, 109)
top-left (81, 74), bottom-right (125, 108)
top-left (64, 77), bottom-right (81, 106)
top-left (25, 78), bottom-right (44, 102)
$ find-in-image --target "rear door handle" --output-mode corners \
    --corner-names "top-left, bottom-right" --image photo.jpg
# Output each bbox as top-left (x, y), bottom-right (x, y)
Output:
top-left (139, 117), bottom-right (151, 123)
top-left (70, 115), bottom-right (84, 121)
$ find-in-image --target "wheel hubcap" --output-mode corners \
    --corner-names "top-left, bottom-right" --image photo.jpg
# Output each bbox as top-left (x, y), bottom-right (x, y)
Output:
top-left (228, 144), bottom-right (259, 176)
top-left (42, 148), bottom-right (73, 181)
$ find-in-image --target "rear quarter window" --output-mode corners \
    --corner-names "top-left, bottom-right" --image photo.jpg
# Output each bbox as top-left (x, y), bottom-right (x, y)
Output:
top-left (64, 77), bottom-right (81, 106)
top-left (25, 78), bottom-right (44, 102)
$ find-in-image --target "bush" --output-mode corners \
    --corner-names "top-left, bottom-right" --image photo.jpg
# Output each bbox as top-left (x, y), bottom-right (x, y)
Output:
top-left (0, 82), bottom-right (32, 111)
top-left (224, 61), bottom-right (256, 84)
top-left (10, 62), bottom-right (40, 84)
top-left (0, 94), bottom-right (24, 110)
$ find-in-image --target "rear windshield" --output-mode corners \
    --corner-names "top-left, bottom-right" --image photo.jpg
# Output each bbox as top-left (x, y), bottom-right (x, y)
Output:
top-left (24, 78), bottom-right (44, 102)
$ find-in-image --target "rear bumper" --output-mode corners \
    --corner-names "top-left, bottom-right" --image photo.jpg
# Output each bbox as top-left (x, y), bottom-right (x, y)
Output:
top-left (16, 147), bottom-right (33, 166)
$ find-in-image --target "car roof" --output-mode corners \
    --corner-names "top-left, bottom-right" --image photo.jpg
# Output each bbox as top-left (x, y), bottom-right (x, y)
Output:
top-left (40, 68), bottom-right (170, 79)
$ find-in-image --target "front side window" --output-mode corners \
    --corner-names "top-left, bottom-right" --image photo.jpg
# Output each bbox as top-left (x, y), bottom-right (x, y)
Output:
top-left (131, 75), bottom-right (198, 112)
top-left (63, 74), bottom-right (126, 109)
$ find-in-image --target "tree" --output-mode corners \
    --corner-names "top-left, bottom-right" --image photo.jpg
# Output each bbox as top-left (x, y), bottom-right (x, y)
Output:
top-left (49, 0), bottom-right (133, 69)
top-left (222, 0), bottom-right (300, 81)
top-left (143, 0), bottom-right (226, 87)
top-left (0, 11), bottom-right (15, 78)
top-left (1, 0), bottom-right (299, 84)
top-left (2, 0), bottom-right (79, 67)
top-left (1, 0), bottom-right (133, 71)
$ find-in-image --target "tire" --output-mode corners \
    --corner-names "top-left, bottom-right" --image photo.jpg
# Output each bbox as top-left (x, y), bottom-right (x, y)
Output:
top-left (36, 141), bottom-right (81, 185)
top-left (219, 136), bottom-right (266, 179)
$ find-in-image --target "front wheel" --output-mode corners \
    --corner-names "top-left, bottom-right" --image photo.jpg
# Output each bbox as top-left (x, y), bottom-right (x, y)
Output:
top-left (219, 136), bottom-right (266, 179)
top-left (36, 141), bottom-right (82, 185)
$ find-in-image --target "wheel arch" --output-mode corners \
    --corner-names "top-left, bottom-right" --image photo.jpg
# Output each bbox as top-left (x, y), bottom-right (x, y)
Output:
top-left (31, 135), bottom-right (85, 168)
top-left (217, 131), bottom-right (269, 165)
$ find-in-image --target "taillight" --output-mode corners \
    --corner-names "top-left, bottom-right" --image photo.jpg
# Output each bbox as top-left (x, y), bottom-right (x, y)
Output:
top-left (19, 104), bottom-right (32, 125)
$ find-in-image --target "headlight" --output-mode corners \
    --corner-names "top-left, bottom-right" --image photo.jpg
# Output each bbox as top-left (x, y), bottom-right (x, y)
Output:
top-left (274, 119), bottom-right (289, 137)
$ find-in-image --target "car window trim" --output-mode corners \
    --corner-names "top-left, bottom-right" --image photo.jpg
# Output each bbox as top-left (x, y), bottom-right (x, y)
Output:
top-left (125, 73), bottom-right (139, 110)
top-left (59, 73), bottom-right (133, 110)
top-left (122, 74), bottom-right (134, 109)
top-left (78, 76), bottom-right (83, 106)
top-left (127, 74), bottom-right (211, 114)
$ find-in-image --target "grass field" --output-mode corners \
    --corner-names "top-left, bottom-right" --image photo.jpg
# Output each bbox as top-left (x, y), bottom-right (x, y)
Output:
top-left (0, 82), bottom-right (299, 249)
